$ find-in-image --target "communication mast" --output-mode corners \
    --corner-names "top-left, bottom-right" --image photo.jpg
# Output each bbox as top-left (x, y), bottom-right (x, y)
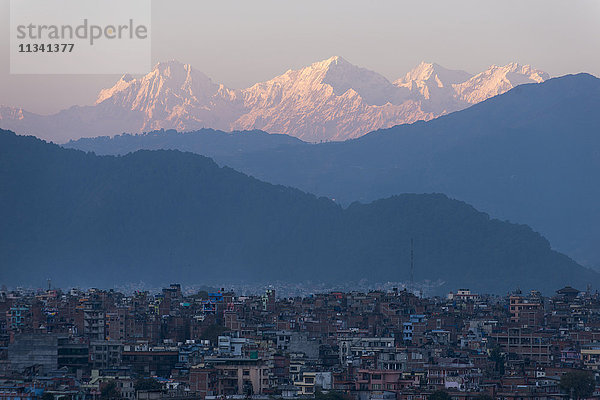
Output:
top-left (410, 238), bottom-right (414, 286)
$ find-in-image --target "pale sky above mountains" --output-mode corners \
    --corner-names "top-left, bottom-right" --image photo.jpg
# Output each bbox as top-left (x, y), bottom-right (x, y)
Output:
top-left (1, 0), bottom-right (599, 114)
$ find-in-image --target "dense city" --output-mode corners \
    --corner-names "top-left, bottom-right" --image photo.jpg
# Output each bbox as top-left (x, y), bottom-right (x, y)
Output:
top-left (1, 284), bottom-right (599, 400)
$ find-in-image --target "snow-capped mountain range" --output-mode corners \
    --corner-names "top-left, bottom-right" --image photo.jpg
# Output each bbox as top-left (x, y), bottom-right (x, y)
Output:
top-left (0, 56), bottom-right (549, 142)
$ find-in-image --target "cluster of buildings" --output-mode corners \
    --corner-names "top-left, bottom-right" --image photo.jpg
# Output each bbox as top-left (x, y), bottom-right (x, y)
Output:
top-left (1, 284), bottom-right (600, 399)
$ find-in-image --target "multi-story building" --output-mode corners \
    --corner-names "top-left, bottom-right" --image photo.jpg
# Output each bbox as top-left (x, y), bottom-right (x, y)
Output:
top-left (509, 291), bottom-right (544, 328)
top-left (492, 327), bottom-right (553, 364)
top-left (294, 371), bottom-right (332, 395)
top-left (2, 284), bottom-right (600, 399)
top-left (83, 298), bottom-right (105, 341)
top-left (89, 340), bottom-right (123, 370)
top-left (338, 336), bottom-right (395, 365)
top-left (190, 358), bottom-right (269, 396)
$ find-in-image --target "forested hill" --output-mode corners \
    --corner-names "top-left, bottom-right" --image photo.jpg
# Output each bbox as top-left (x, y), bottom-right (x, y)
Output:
top-left (1, 130), bottom-right (596, 294)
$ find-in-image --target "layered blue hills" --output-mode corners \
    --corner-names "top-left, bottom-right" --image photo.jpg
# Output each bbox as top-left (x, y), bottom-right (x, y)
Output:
top-left (66, 73), bottom-right (600, 269)
top-left (2, 129), bottom-right (596, 294)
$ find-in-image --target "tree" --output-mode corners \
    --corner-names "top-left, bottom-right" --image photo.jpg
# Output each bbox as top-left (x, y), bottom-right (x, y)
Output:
top-left (196, 290), bottom-right (209, 300)
top-left (489, 346), bottom-right (505, 376)
top-left (560, 370), bottom-right (595, 399)
top-left (200, 324), bottom-right (227, 345)
top-left (100, 380), bottom-right (119, 400)
top-left (315, 390), bottom-right (351, 400)
top-left (134, 377), bottom-right (163, 391)
top-left (41, 392), bottom-right (54, 400)
top-left (429, 390), bottom-right (451, 400)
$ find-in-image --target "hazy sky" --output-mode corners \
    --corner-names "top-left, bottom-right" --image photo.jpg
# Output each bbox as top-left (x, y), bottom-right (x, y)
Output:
top-left (1, 0), bottom-right (599, 114)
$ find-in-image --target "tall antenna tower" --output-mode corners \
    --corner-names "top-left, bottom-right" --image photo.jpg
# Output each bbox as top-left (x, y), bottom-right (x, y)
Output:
top-left (410, 238), bottom-right (414, 286)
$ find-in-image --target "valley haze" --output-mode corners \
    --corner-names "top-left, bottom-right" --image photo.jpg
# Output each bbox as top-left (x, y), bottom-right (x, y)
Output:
top-left (1, 129), bottom-right (597, 295)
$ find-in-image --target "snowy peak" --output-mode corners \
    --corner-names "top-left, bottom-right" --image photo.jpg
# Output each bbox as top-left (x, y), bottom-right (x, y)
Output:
top-left (244, 56), bottom-right (408, 107)
top-left (1, 57), bottom-right (552, 143)
top-left (148, 60), bottom-right (216, 92)
top-left (95, 60), bottom-right (222, 108)
top-left (91, 60), bottom-right (242, 133)
top-left (393, 62), bottom-right (472, 111)
top-left (500, 62), bottom-right (549, 82)
top-left (320, 56), bottom-right (409, 106)
top-left (0, 105), bottom-right (26, 120)
top-left (392, 61), bottom-right (549, 112)
top-left (455, 62), bottom-right (550, 104)
top-left (153, 59), bottom-right (190, 75)
top-left (298, 55), bottom-right (357, 78)
top-left (311, 55), bottom-right (351, 71)
top-left (395, 61), bottom-right (473, 87)
top-left (230, 56), bottom-right (425, 141)
top-left (96, 74), bottom-right (135, 104)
